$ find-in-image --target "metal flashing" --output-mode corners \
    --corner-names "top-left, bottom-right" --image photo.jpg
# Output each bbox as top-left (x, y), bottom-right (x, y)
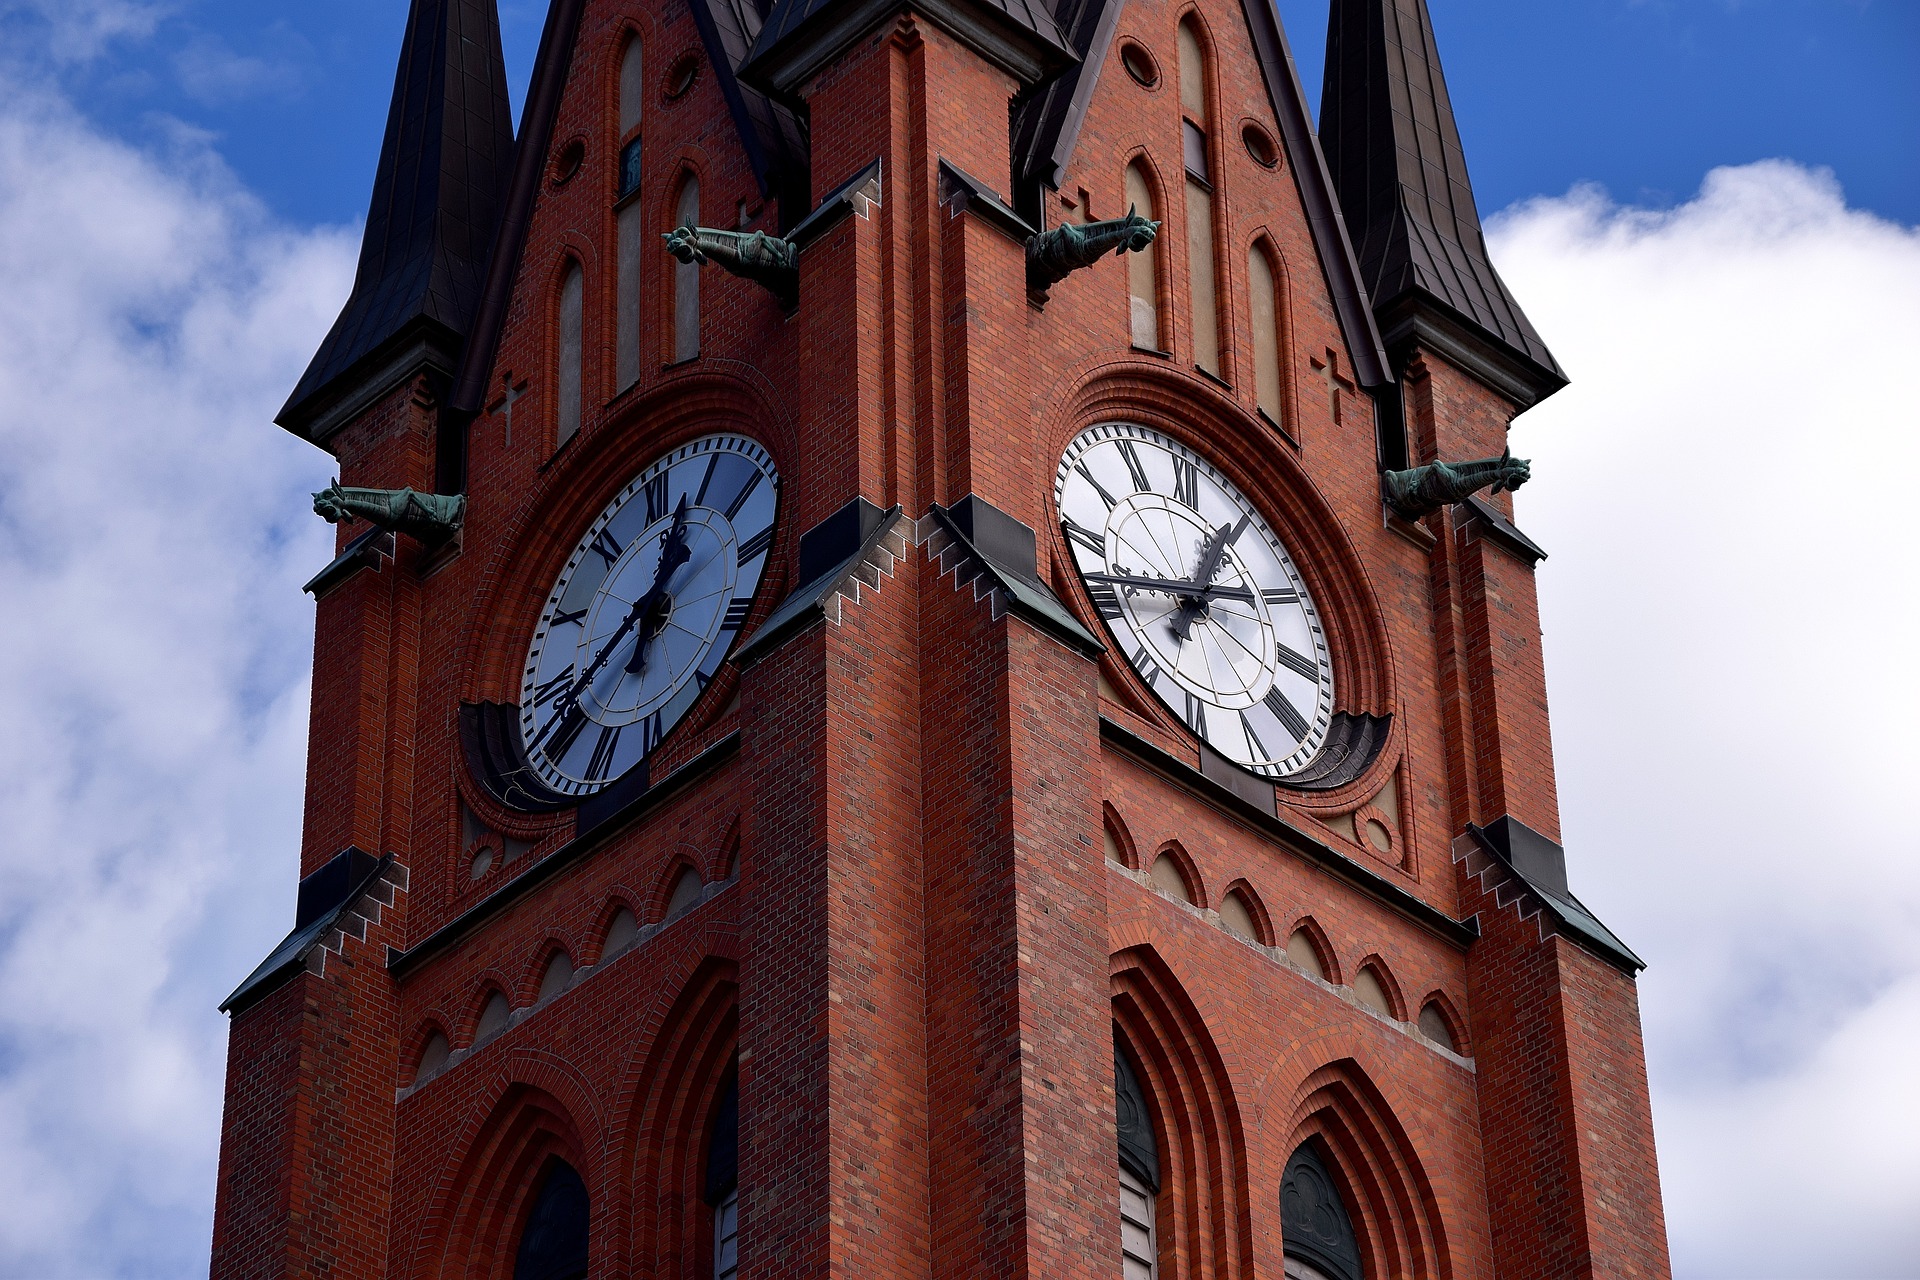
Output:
top-left (221, 850), bottom-right (395, 1015)
top-left (734, 500), bottom-right (911, 665)
top-left (786, 158), bottom-right (885, 251)
top-left (1457, 493), bottom-right (1547, 565)
top-left (1455, 821), bottom-right (1644, 974)
top-left (939, 159), bottom-right (1038, 244)
top-left (303, 527), bottom-right (396, 598)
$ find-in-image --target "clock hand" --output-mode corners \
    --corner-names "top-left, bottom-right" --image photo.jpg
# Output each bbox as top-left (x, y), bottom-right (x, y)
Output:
top-left (1082, 571), bottom-right (1255, 603)
top-left (625, 496), bottom-right (693, 676)
top-left (1169, 515), bottom-right (1253, 643)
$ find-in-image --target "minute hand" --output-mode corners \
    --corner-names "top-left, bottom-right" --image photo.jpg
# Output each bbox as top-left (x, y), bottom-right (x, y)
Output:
top-left (1082, 571), bottom-right (1254, 602)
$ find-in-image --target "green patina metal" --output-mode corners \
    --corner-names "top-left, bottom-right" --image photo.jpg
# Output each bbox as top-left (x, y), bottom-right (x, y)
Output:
top-left (663, 225), bottom-right (799, 308)
top-left (1382, 449), bottom-right (1531, 520)
top-left (313, 483), bottom-right (466, 543)
top-left (1026, 207), bottom-right (1159, 296)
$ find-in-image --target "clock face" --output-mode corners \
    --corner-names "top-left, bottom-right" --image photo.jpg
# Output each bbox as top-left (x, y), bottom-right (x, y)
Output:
top-left (520, 434), bottom-right (778, 797)
top-left (1056, 423), bottom-right (1334, 777)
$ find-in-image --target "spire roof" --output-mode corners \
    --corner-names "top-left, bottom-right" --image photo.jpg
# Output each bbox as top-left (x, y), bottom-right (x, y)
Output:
top-left (280, 0), bottom-right (515, 439)
top-left (1320, 0), bottom-right (1565, 405)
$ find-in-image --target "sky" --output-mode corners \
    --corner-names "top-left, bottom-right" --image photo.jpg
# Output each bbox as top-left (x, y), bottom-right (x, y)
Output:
top-left (0, 0), bottom-right (1912, 1277)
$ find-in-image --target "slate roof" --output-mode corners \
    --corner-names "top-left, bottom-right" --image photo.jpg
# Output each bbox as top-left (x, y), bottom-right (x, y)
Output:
top-left (1319, 0), bottom-right (1565, 398)
top-left (280, 0), bottom-right (515, 435)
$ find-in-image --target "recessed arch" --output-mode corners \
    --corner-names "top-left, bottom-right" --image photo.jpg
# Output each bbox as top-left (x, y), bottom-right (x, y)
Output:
top-left (473, 987), bottom-right (514, 1046)
top-left (1104, 802), bottom-right (1142, 870)
top-left (1219, 881), bottom-right (1272, 945)
top-left (659, 862), bottom-right (705, 922)
top-left (412, 1024), bottom-right (453, 1085)
top-left (1352, 957), bottom-right (1407, 1021)
top-left (1123, 156), bottom-right (1166, 351)
top-left (1112, 946), bottom-right (1255, 1280)
top-left (553, 256), bottom-right (584, 448)
top-left (1285, 917), bottom-right (1339, 984)
top-left (1416, 991), bottom-right (1466, 1055)
top-left (600, 902), bottom-right (642, 960)
top-left (670, 169), bottom-right (701, 362)
top-left (1148, 842), bottom-right (1202, 906)
top-left (536, 948), bottom-right (575, 1003)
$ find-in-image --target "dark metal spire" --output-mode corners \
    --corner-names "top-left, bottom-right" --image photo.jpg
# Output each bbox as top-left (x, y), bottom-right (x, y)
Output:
top-left (1320, 0), bottom-right (1565, 407)
top-left (279, 0), bottom-right (516, 442)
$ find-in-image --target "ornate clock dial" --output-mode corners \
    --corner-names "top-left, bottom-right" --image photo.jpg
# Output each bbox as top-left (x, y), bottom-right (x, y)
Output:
top-left (520, 434), bottom-right (778, 797)
top-left (1056, 423), bottom-right (1334, 777)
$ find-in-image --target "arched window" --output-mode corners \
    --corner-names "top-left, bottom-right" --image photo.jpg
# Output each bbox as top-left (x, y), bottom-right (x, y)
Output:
top-left (673, 173), bottom-right (701, 361)
top-left (556, 260), bottom-right (584, 447)
top-left (1115, 1043), bottom-right (1160, 1279)
top-left (615, 37), bottom-right (645, 390)
top-left (706, 1077), bottom-right (740, 1280)
top-left (514, 1158), bottom-right (590, 1280)
top-left (1124, 161), bottom-right (1162, 351)
top-left (1280, 1141), bottom-right (1362, 1280)
top-left (1249, 240), bottom-right (1284, 423)
top-left (1177, 18), bottom-right (1220, 376)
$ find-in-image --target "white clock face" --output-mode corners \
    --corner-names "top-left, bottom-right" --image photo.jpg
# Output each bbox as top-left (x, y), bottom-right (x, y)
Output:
top-left (1056, 423), bottom-right (1334, 777)
top-left (520, 434), bottom-right (778, 797)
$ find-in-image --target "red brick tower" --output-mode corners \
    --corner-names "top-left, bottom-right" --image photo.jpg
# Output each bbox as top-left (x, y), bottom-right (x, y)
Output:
top-left (210, 0), bottom-right (1672, 1274)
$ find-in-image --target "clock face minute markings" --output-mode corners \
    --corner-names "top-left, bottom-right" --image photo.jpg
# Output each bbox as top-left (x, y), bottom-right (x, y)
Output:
top-left (1055, 423), bottom-right (1336, 779)
top-left (519, 435), bottom-right (780, 797)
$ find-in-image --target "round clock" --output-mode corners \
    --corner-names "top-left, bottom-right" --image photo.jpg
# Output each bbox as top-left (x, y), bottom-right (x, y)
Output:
top-left (520, 434), bottom-right (779, 797)
top-left (1055, 423), bottom-right (1334, 778)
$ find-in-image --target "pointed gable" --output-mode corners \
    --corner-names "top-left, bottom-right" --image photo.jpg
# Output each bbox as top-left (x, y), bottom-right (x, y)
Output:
top-left (280, 0), bottom-right (516, 441)
top-left (1320, 0), bottom-right (1566, 405)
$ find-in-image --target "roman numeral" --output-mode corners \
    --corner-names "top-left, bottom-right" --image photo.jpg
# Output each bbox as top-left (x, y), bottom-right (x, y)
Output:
top-left (1182, 692), bottom-right (1206, 734)
top-left (1275, 644), bottom-right (1320, 682)
top-left (589, 529), bottom-right (624, 567)
top-left (1088, 582), bottom-right (1126, 621)
top-left (722, 596), bottom-right (752, 631)
top-left (550, 607), bottom-right (587, 627)
top-left (694, 454), bottom-right (719, 507)
top-left (644, 473), bottom-right (671, 524)
top-left (1264, 686), bottom-right (1310, 741)
top-left (1172, 456), bottom-right (1200, 508)
top-left (1063, 519), bottom-right (1105, 556)
top-left (1241, 712), bottom-right (1271, 761)
top-left (586, 725), bottom-right (623, 781)
top-left (1116, 440), bottom-right (1152, 493)
top-left (1135, 650), bottom-right (1164, 689)
top-left (1262, 587), bottom-right (1299, 608)
top-left (543, 705), bottom-right (590, 759)
top-left (723, 469), bottom-right (764, 520)
top-left (1076, 462), bottom-right (1119, 510)
top-left (532, 667), bottom-right (576, 708)
top-left (638, 709), bottom-right (665, 755)
top-left (737, 524), bottom-right (773, 563)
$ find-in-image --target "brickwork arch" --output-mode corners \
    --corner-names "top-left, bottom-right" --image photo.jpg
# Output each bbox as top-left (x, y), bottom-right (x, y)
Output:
top-left (1112, 944), bottom-right (1256, 1280)
top-left (613, 955), bottom-right (738, 1276)
top-left (1149, 839), bottom-right (1205, 907)
top-left (1283, 914), bottom-right (1341, 985)
top-left (1103, 801), bottom-right (1142, 870)
top-left (1280, 1061), bottom-right (1452, 1280)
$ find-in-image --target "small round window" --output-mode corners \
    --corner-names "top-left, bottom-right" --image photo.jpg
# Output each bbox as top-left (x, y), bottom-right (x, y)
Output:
top-left (1119, 40), bottom-right (1159, 88)
top-left (551, 137), bottom-right (586, 187)
top-left (1242, 123), bottom-right (1279, 169)
top-left (664, 53), bottom-right (700, 101)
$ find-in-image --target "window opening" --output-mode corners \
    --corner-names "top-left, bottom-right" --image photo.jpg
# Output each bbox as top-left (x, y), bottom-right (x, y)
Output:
top-left (556, 262), bottom-right (584, 446)
top-left (1116, 1044), bottom-right (1161, 1279)
top-left (673, 175), bottom-right (701, 361)
top-left (707, 1078), bottom-right (740, 1280)
top-left (616, 38), bottom-right (645, 389)
top-left (1250, 242), bottom-right (1284, 423)
top-left (514, 1159), bottom-right (590, 1280)
top-left (1178, 19), bottom-right (1220, 375)
top-left (1280, 1141), bottom-right (1362, 1280)
top-left (1124, 162), bottom-right (1161, 351)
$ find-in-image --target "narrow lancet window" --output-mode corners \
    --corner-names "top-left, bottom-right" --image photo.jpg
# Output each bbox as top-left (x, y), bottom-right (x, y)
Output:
top-left (1116, 1043), bottom-right (1160, 1279)
top-left (615, 37), bottom-right (645, 389)
top-left (707, 1078), bottom-right (739, 1280)
top-left (1178, 19), bottom-right (1220, 375)
top-left (1124, 162), bottom-right (1161, 351)
top-left (556, 261), bottom-right (584, 447)
top-left (673, 174), bottom-right (701, 362)
top-left (514, 1159), bottom-right (590, 1280)
top-left (1250, 241), bottom-right (1284, 423)
top-left (1281, 1142), bottom-right (1363, 1280)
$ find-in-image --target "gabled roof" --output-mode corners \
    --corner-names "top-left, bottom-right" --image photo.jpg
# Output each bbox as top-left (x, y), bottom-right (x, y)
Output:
top-left (1320, 0), bottom-right (1566, 405)
top-left (280, 0), bottom-right (514, 439)
top-left (742, 0), bottom-right (1073, 102)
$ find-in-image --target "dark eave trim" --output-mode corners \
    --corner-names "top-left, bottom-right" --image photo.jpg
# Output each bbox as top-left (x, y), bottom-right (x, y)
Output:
top-left (938, 158), bottom-right (1036, 243)
top-left (1457, 494), bottom-right (1546, 565)
top-left (303, 527), bottom-right (396, 598)
top-left (787, 158), bottom-right (885, 251)
top-left (388, 731), bottom-right (740, 977)
top-left (1101, 716), bottom-right (1478, 949)
top-left (450, 0), bottom-right (590, 415)
top-left (1238, 0), bottom-right (1391, 390)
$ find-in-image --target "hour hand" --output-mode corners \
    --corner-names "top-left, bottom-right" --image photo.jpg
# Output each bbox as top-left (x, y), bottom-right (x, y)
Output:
top-left (1082, 571), bottom-right (1253, 603)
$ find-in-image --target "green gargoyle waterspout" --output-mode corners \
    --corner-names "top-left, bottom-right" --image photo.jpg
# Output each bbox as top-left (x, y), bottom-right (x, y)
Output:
top-left (312, 483), bottom-right (466, 544)
top-left (1381, 450), bottom-right (1531, 520)
top-left (1025, 207), bottom-right (1160, 297)
top-left (663, 225), bottom-right (799, 308)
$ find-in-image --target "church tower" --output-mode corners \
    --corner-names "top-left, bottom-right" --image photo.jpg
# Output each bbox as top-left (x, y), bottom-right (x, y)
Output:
top-left (211, 0), bottom-right (1671, 1273)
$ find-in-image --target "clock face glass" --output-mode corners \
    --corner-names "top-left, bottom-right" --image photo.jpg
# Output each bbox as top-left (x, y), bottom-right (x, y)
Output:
top-left (1056, 423), bottom-right (1334, 777)
top-left (520, 434), bottom-right (778, 797)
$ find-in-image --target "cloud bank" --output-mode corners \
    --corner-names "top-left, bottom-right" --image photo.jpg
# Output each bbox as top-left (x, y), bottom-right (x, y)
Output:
top-left (0, 83), bottom-right (350, 1276)
top-left (1491, 162), bottom-right (1920, 1279)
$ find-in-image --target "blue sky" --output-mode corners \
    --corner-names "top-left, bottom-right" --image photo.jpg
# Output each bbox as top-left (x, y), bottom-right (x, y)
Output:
top-left (0, 2), bottom-right (1913, 1278)
top-left (14, 0), bottom-right (1918, 228)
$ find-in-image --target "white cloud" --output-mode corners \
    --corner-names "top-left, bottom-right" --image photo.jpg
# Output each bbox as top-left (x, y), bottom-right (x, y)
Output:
top-left (0, 0), bottom-right (164, 63)
top-left (0, 82), bottom-right (351, 1275)
top-left (1491, 161), bottom-right (1920, 1279)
